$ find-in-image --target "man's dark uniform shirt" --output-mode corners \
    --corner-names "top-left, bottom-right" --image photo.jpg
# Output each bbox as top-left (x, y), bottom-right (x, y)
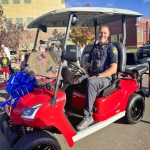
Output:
top-left (87, 42), bottom-right (118, 76)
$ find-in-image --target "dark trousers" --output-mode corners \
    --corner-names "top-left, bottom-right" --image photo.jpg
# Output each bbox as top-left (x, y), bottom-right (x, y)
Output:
top-left (65, 76), bottom-right (111, 116)
top-left (9, 64), bottom-right (14, 75)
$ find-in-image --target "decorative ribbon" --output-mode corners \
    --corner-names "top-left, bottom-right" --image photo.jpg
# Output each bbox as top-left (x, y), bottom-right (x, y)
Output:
top-left (0, 72), bottom-right (37, 108)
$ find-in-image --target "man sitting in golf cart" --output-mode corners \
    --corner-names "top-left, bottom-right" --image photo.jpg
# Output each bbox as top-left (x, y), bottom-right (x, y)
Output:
top-left (66, 25), bottom-right (118, 131)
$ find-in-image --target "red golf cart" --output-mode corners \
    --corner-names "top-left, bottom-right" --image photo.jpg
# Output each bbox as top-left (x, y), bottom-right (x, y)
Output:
top-left (0, 7), bottom-right (150, 150)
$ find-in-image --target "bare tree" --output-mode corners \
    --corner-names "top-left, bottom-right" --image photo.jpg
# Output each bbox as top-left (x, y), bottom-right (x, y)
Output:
top-left (0, 4), bottom-right (31, 50)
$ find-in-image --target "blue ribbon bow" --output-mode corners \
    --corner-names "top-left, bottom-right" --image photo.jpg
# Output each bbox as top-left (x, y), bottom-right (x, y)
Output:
top-left (0, 72), bottom-right (37, 108)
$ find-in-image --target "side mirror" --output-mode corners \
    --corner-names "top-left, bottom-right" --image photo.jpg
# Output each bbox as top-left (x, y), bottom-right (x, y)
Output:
top-left (71, 15), bottom-right (78, 26)
top-left (64, 45), bottom-right (78, 62)
top-left (39, 24), bottom-right (47, 33)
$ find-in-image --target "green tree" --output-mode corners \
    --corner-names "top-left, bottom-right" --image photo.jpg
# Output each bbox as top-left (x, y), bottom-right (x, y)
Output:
top-left (49, 29), bottom-right (65, 45)
top-left (69, 27), bottom-right (94, 46)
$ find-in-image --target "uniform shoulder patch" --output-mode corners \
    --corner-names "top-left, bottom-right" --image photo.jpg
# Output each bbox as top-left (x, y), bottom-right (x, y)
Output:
top-left (112, 47), bottom-right (118, 55)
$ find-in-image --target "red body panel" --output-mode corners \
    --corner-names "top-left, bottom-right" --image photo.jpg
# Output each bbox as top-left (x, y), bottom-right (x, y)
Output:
top-left (10, 88), bottom-right (76, 147)
top-left (72, 79), bottom-right (139, 121)
top-left (9, 78), bottom-right (139, 147)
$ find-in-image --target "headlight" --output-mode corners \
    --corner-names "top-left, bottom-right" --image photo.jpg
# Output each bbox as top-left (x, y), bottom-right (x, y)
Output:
top-left (21, 104), bottom-right (43, 119)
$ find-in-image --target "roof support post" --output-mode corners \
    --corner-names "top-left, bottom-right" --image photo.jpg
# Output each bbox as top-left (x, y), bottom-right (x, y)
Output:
top-left (51, 13), bottom-right (74, 106)
top-left (32, 28), bottom-right (40, 51)
top-left (122, 15), bottom-right (126, 45)
top-left (94, 18), bottom-right (98, 43)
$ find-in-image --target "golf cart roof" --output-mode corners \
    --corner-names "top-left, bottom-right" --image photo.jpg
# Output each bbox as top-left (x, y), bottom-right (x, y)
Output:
top-left (28, 7), bottom-right (142, 28)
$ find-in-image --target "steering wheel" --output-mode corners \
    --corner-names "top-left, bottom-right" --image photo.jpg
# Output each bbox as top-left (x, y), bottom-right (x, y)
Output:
top-left (67, 62), bottom-right (89, 84)
top-left (68, 62), bottom-right (86, 75)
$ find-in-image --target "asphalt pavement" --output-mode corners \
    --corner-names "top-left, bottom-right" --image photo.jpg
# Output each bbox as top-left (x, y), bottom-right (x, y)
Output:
top-left (0, 73), bottom-right (150, 150)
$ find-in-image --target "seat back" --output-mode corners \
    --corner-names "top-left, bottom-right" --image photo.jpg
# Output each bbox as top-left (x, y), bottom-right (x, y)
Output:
top-left (113, 42), bottom-right (126, 73)
top-left (80, 44), bottom-right (94, 67)
top-left (64, 44), bottom-right (78, 62)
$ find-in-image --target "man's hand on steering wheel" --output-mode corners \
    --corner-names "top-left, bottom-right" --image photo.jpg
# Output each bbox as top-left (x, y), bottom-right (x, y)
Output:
top-left (68, 62), bottom-right (89, 84)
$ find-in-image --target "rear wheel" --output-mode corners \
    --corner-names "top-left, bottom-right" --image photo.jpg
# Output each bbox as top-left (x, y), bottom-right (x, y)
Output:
top-left (125, 93), bottom-right (145, 124)
top-left (13, 131), bottom-right (61, 150)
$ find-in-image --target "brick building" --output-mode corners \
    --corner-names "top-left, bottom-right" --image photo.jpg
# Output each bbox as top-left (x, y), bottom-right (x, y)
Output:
top-left (108, 16), bottom-right (150, 48)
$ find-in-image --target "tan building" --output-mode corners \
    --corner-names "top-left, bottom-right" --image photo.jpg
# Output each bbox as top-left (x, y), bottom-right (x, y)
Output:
top-left (0, 0), bottom-right (66, 50)
top-left (1, 0), bottom-right (65, 25)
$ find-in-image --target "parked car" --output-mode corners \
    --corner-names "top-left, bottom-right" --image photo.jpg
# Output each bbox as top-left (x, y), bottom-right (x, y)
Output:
top-left (137, 40), bottom-right (150, 58)
top-left (143, 40), bottom-right (150, 46)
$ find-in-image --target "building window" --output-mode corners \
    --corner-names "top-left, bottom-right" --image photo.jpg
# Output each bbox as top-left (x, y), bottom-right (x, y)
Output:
top-left (136, 17), bottom-right (142, 23)
top-left (1, 0), bottom-right (9, 4)
top-left (13, 0), bottom-right (20, 4)
top-left (16, 18), bottom-right (23, 25)
top-left (5, 18), bottom-right (12, 23)
top-left (61, 0), bottom-right (65, 4)
top-left (27, 17), bottom-right (33, 24)
top-left (137, 28), bottom-right (143, 42)
top-left (24, 0), bottom-right (31, 4)
top-left (111, 35), bottom-right (118, 42)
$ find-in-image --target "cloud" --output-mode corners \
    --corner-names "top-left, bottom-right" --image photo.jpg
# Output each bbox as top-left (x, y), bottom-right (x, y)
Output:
top-left (143, 0), bottom-right (150, 2)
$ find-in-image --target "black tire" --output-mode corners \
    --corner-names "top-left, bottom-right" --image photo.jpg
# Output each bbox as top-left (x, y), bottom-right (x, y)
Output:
top-left (0, 112), bottom-right (10, 129)
top-left (125, 93), bottom-right (145, 124)
top-left (13, 131), bottom-right (61, 150)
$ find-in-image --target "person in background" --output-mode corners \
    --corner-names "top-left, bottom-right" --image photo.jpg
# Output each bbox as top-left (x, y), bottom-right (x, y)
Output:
top-left (39, 40), bottom-right (47, 52)
top-left (77, 43), bottom-right (83, 65)
top-left (19, 51), bottom-right (26, 71)
top-left (51, 43), bottom-right (58, 51)
top-left (1, 44), bottom-right (14, 74)
top-left (1, 44), bottom-right (10, 60)
top-left (0, 51), bottom-right (10, 81)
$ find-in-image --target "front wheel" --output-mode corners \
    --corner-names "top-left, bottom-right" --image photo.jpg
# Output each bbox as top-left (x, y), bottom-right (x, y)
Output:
top-left (125, 93), bottom-right (145, 124)
top-left (13, 131), bottom-right (61, 150)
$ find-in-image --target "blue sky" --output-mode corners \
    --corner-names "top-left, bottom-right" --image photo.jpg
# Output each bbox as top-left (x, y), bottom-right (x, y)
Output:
top-left (66, 0), bottom-right (150, 18)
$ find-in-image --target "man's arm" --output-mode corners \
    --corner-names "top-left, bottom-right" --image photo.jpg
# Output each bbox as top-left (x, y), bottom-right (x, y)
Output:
top-left (98, 63), bottom-right (117, 78)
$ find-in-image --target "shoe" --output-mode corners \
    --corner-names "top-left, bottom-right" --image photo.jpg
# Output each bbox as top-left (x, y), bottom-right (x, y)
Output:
top-left (76, 116), bottom-right (93, 131)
